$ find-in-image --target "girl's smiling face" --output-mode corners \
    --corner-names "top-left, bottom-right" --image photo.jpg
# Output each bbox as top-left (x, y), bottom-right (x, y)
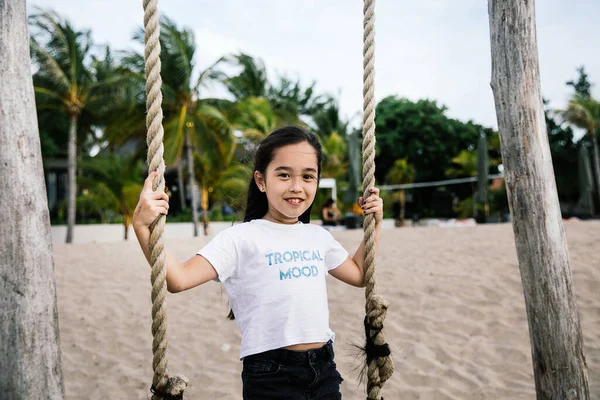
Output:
top-left (254, 141), bottom-right (319, 224)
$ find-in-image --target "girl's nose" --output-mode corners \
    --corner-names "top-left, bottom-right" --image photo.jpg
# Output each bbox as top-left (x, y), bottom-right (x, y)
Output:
top-left (289, 177), bottom-right (302, 192)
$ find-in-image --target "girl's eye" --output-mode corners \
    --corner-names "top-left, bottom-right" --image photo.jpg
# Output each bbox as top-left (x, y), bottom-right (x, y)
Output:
top-left (304, 175), bottom-right (315, 180)
top-left (278, 173), bottom-right (290, 178)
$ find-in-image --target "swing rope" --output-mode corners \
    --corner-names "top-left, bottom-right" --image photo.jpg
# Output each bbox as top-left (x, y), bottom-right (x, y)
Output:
top-left (361, 0), bottom-right (394, 399)
top-left (143, 0), bottom-right (188, 398)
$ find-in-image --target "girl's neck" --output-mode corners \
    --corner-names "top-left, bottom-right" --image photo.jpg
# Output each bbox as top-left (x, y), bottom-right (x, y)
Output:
top-left (262, 212), bottom-right (299, 225)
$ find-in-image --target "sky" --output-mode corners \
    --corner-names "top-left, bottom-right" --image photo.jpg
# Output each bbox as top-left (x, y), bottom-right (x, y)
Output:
top-left (27, 0), bottom-right (600, 133)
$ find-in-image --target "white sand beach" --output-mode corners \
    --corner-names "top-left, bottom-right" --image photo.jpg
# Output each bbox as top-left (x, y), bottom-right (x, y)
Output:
top-left (53, 220), bottom-right (600, 399)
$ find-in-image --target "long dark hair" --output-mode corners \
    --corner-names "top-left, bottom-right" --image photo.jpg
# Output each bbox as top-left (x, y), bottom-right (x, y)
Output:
top-left (227, 125), bottom-right (323, 320)
top-left (243, 125), bottom-right (323, 223)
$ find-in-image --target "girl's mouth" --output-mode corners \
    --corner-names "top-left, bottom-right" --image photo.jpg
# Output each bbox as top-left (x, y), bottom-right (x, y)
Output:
top-left (285, 198), bottom-right (304, 206)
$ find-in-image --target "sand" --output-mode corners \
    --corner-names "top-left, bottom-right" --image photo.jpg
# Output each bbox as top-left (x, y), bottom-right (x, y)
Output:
top-left (53, 221), bottom-right (600, 399)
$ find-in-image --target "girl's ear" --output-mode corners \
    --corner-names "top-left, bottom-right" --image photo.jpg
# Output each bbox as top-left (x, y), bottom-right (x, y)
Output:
top-left (254, 171), bottom-right (265, 192)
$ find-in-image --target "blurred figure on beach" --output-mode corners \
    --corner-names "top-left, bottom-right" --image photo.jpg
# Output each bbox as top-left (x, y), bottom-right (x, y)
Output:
top-left (321, 198), bottom-right (342, 226)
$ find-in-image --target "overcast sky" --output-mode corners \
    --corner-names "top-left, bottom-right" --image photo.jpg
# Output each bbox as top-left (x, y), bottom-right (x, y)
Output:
top-left (27, 0), bottom-right (599, 133)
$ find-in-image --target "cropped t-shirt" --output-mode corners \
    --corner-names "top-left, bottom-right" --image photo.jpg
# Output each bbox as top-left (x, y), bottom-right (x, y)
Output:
top-left (197, 219), bottom-right (348, 359)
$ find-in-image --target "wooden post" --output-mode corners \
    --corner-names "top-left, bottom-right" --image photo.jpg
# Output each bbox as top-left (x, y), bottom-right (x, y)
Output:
top-left (0, 0), bottom-right (65, 398)
top-left (488, 1), bottom-right (589, 399)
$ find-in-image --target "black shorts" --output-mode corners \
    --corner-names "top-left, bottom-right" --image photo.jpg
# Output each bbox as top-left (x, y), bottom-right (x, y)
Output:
top-left (242, 340), bottom-right (343, 400)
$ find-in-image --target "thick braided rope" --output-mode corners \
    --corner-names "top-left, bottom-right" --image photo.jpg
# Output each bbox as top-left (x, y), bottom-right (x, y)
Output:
top-left (143, 1), bottom-right (187, 399)
top-left (362, 1), bottom-right (394, 399)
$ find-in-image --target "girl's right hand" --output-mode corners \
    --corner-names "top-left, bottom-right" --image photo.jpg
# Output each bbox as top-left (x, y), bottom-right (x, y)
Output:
top-left (132, 171), bottom-right (170, 230)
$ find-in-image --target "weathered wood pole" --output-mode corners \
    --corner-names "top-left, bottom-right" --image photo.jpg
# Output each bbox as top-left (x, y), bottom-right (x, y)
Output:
top-left (0, 0), bottom-right (65, 398)
top-left (488, 1), bottom-right (589, 399)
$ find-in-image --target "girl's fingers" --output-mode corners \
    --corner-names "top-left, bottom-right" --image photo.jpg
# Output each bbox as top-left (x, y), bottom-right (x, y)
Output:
top-left (362, 203), bottom-right (381, 211)
top-left (363, 205), bottom-right (382, 213)
top-left (150, 200), bottom-right (169, 210)
top-left (363, 195), bottom-right (382, 204)
top-left (142, 171), bottom-right (160, 192)
top-left (154, 206), bottom-right (168, 215)
top-left (149, 191), bottom-right (170, 202)
top-left (142, 192), bottom-right (169, 204)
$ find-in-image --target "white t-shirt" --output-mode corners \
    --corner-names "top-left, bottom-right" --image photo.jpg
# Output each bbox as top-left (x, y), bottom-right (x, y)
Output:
top-left (197, 219), bottom-right (349, 359)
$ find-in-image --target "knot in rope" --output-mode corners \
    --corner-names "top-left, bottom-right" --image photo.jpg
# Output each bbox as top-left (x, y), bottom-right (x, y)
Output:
top-left (365, 296), bottom-right (394, 383)
top-left (150, 375), bottom-right (189, 400)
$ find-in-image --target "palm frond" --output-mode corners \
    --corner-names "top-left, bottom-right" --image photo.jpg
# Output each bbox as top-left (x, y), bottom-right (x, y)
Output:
top-left (558, 94), bottom-right (600, 135)
top-left (29, 37), bottom-right (70, 94)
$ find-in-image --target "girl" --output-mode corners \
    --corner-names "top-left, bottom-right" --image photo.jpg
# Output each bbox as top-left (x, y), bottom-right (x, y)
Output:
top-left (133, 125), bottom-right (383, 399)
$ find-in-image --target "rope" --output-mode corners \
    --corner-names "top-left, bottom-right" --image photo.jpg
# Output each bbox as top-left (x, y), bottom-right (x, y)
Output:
top-left (143, 0), bottom-right (187, 398)
top-left (362, 1), bottom-right (394, 399)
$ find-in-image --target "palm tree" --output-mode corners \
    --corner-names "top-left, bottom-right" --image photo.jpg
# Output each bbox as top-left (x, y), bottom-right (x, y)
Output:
top-left (223, 54), bottom-right (325, 127)
top-left (446, 150), bottom-right (477, 178)
top-left (223, 53), bottom-right (268, 100)
top-left (194, 127), bottom-right (250, 233)
top-left (560, 95), bottom-right (600, 205)
top-left (233, 97), bottom-right (278, 144)
top-left (128, 17), bottom-right (231, 236)
top-left (267, 75), bottom-right (324, 124)
top-left (29, 9), bottom-right (114, 243)
top-left (311, 97), bottom-right (350, 180)
top-left (446, 150), bottom-right (478, 217)
top-left (79, 155), bottom-right (144, 240)
top-left (386, 159), bottom-right (416, 226)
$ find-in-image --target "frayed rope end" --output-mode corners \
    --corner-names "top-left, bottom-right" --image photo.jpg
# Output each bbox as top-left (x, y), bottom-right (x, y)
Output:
top-left (150, 374), bottom-right (189, 400)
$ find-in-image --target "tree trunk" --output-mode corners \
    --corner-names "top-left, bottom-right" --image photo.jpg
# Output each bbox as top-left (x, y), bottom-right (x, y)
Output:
top-left (177, 161), bottom-right (186, 211)
top-left (399, 189), bottom-right (406, 225)
top-left (123, 215), bottom-right (132, 241)
top-left (590, 134), bottom-right (600, 208)
top-left (185, 129), bottom-right (199, 236)
top-left (201, 183), bottom-right (209, 236)
top-left (488, 2), bottom-right (589, 399)
top-left (471, 182), bottom-right (478, 218)
top-left (65, 113), bottom-right (77, 243)
top-left (0, 1), bottom-right (65, 398)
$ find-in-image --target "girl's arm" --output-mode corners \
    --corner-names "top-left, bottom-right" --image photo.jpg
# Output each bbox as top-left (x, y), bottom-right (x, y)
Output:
top-left (328, 188), bottom-right (383, 287)
top-left (133, 172), bottom-right (217, 293)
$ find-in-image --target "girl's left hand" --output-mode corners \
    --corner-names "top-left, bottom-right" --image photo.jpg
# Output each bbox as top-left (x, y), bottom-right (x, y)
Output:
top-left (359, 187), bottom-right (383, 225)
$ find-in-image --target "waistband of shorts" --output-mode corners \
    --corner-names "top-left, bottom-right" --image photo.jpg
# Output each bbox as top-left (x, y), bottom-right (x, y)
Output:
top-left (244, 340), bottom-right (334, 366)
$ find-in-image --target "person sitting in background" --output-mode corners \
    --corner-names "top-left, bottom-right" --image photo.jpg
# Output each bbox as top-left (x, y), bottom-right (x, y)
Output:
top-left (321, 198), bottom-right (341, 226)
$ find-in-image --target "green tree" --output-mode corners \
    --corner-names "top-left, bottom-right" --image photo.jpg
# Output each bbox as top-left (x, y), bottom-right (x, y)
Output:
top-left (446, 150), bottom-right (477, 178)
top-left (385, 159), bottom-right (416, 225)
top-left (374, 96), bottom-right (485, 183)
top-left (223, 53), bottom-right (268, 100)
top-left (30, 9), bottom-right (114, 242)
top-left (311, 97), bottom-right (350, 180)
top-left (566, 66), bottom-right (592, 99)
top-left (223, 54), bottom-right (324, 126)
top-left (267, 75), bottom-right (324, 124)
top-left (79, 154), bottom-right (144, 240)
top-left (194, 140), bottom-right (250, 232)
top-left (320, 131), bottom-right (347, 180)
top-left (559, 94), bottom-right (600, 205)
top-left (544, 100), bottom-right (579, 206)
top-left (128, 17), bottom-right (231, 236)
top-left (232, 96), bottom-right (278, 144)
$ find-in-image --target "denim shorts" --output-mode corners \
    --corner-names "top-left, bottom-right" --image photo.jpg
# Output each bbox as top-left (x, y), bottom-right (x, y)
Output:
top-left (241, 340), bottom-right (343, 400)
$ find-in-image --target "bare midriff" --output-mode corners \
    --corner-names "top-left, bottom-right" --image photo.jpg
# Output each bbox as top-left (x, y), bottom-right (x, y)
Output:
top-left (282, 342), bottom-right (327, 351)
